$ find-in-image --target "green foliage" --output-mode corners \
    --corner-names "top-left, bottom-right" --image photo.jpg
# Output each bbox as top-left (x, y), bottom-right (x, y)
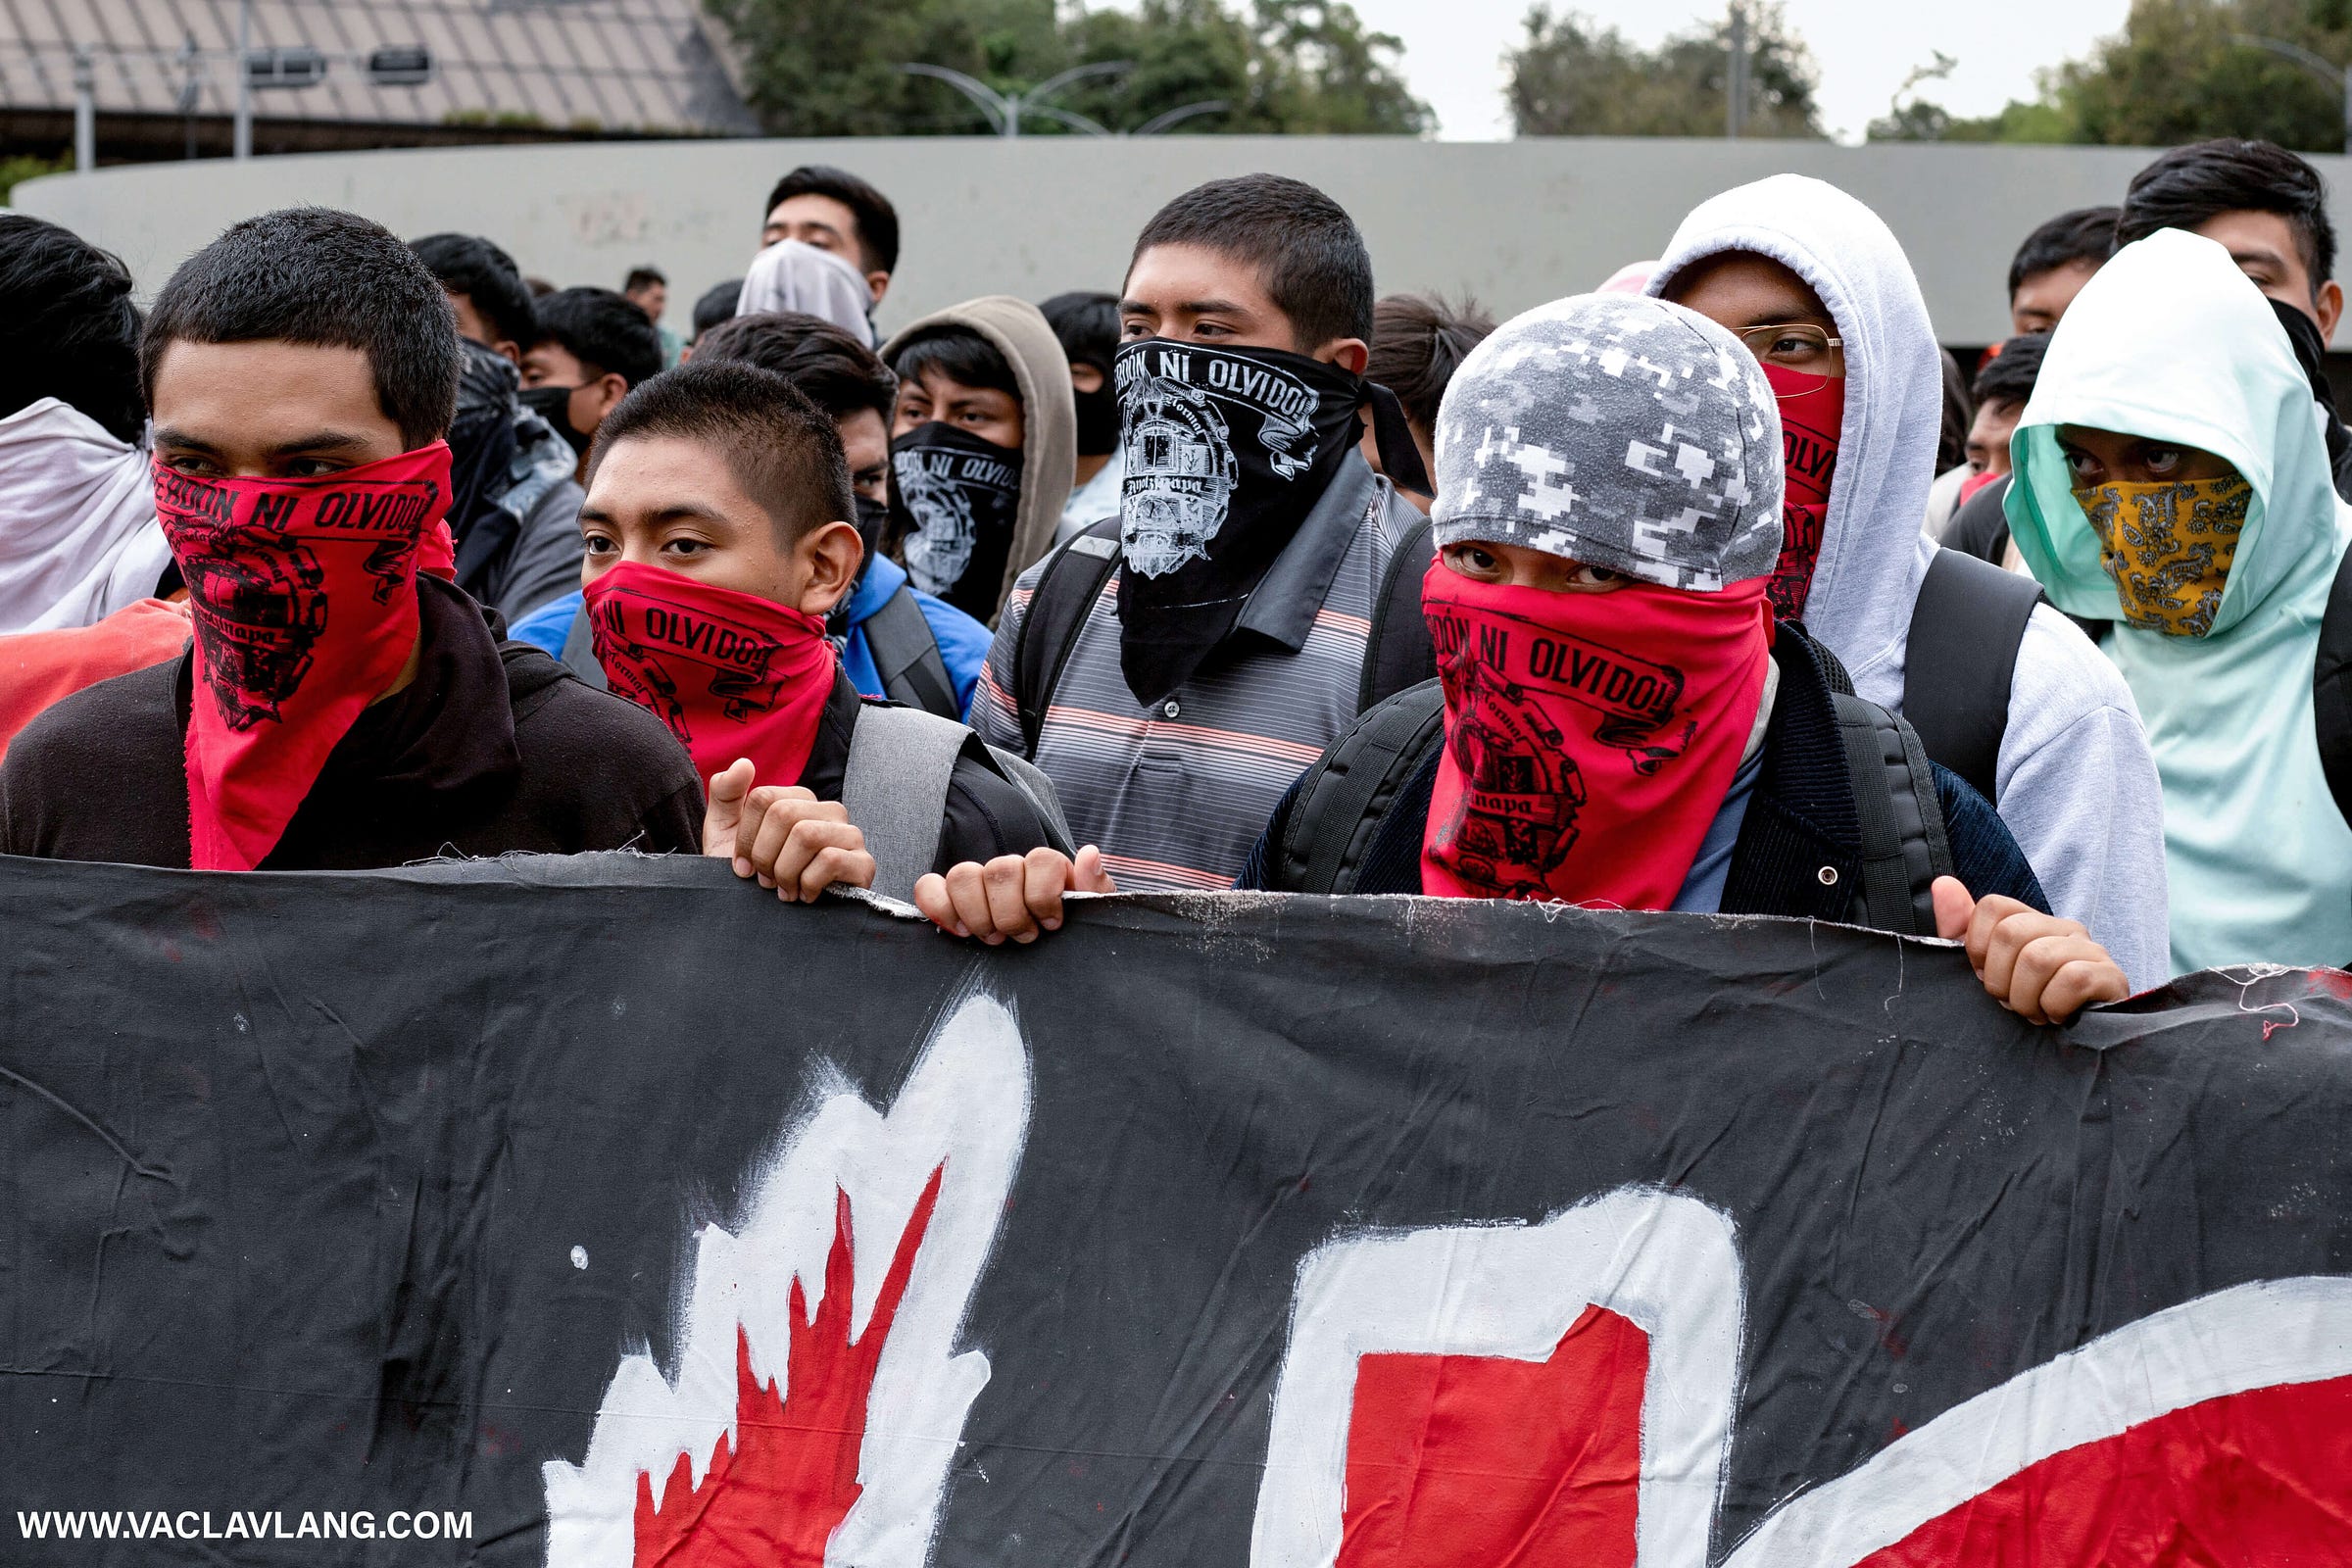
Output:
top-left (1506, 3), bottom-right (1825, 138)
top-left (703, 0), bottom-right (1430, 136)
top-left (1875, 0), bottom-right (2352, 150)
top-left (0, 153), bottom-right (68, 202)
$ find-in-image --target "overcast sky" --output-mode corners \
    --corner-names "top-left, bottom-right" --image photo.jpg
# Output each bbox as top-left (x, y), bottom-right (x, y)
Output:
top-left (1341, 0), bottom-right (2135, 143)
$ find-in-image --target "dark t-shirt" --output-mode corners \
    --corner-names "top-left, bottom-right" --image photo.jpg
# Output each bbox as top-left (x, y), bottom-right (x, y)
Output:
top-left (0, 575), bottom-right (702, 869)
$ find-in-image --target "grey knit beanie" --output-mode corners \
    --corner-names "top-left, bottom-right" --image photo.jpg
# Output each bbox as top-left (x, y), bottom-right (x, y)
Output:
top-left (1430, 292), bottom-right (1783, 592)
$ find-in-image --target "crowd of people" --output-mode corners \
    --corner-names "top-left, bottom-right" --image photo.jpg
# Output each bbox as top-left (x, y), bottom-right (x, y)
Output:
top-left (3, 138), bottom-right (2345, 1025)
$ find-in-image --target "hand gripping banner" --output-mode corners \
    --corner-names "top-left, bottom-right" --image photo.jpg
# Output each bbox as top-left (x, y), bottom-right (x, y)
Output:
top-left (6, 854), bottom-right (2352, 1564)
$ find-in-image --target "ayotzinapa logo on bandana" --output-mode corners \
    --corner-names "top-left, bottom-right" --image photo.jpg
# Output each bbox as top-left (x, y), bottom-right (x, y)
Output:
top-left (1429, 606), bottom-right (1695, 897)
top-left (157, 466), bottom-right (441, 733)
top-left (894, 442), bottom-right (1019, 597)
top-left (1117, 344), bottom-right (1324, 577)
top-left (589, 584), bottom-right (788, 744)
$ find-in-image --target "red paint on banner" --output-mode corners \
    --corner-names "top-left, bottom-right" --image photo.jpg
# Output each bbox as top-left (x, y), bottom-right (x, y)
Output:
top-left (1854, 1373), bottom-right (2352, 1565)
top-left (1336, 1303), bottom-right (1649, 1567)
top-left (633, 1166), bottom-right (945, 1566)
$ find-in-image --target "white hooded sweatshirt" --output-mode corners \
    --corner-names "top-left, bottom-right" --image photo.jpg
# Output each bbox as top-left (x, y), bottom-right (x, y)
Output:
top-left (0, 398), bottom-right (168, 635)
top-left (1649, 174), bottom-right (2170, 989)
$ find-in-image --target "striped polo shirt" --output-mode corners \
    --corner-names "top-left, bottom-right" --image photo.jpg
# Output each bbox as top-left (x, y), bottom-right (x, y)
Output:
top-left (974, 452), bottom-right (1418, 892)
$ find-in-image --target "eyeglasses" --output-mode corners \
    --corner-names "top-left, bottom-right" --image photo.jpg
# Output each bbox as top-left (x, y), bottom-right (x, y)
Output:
top-left (1737, 322), bottom-right (1844, 380)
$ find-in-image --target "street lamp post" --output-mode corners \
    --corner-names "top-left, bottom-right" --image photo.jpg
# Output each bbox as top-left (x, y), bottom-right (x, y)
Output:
top-left (2234, 33), bottom-right (2352, 155)
top-left (232, 0), bottom-right (252, 160)
top-left (71, 47), bottom-right (94, 172)
top-left (901, 60), bottom-right (1131, 136)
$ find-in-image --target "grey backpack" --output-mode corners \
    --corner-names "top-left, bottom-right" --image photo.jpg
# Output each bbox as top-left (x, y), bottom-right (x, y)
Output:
top-left (841, 704), bottom-right (1075, 900)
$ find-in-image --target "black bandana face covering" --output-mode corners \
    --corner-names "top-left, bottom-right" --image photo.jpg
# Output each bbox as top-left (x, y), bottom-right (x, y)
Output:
top-left (516, 384), bottom-right (593, 458)
top-left (889, 422), bottom-right (1022, 621)
top-left (1113, 339), bottom-right (1363, 704)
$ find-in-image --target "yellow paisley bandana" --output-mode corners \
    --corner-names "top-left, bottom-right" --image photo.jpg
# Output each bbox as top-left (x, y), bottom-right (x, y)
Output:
top-left (2072, 473), bottom-right (2253, 637)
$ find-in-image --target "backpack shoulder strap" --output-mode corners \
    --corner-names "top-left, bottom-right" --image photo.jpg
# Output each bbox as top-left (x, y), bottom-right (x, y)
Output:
top-left (840, 705), bottom-right (968, 902)
top-left (1829, 690), bottom-right (1956, 937)
top-left (1358, 512), bottom-right (1437, 713)
top-left (1275, 679), bottom-right (1447, 894)
top-left (2313, 540), bottom-right (2352, 830)
top-left (558, 600), bottom-right (609, 691)
top-left (1901, 546), bottom-right (2043, 801)
top-left (862, 583), bottom-right (960, 719)
top-left (979, 745), bottom-right (1078, 858)
top-left (1012, 518), bottom-right (1121, 759)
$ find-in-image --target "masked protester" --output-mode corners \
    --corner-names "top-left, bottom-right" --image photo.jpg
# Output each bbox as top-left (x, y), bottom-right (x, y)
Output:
top-left (1043, 290), bottom-right (1125, 543)
top-left (1650, 173), bottom-right (2170, 992)
top-left (1240, 292), bottom-right (2129, 1026)
top-left (736, 238), bottom-right (874, 346)
top-left (879, 300), bottom-right (1076, 625)
top-left (521, 287), bottom-right (663, 484)
top-left (573, 360), bottom-right (1090, 908)
top-left (2008, 229), bottom-right (2352, 974)
top-left (512, 312), bottom-right (995, 723)
top-left (969, 175), bottom-right (1439, 897)
top-left (0, 209), bottom-right (701, 870)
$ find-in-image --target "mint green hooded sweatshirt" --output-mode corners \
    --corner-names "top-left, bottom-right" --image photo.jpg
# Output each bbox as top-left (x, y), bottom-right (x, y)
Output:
top-left (2008, 228), bottom-right (2352, 975)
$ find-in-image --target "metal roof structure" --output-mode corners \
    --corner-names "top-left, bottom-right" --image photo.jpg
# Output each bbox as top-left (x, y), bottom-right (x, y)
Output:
top-left (0, 0), bottom-right (757, 155)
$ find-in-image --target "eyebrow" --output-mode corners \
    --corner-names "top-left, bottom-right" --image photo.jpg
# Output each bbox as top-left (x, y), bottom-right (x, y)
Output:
top-left (1118, 296), bottom-right (1250, 318)
top-left (2228, 247), bottom-right (2288, 272)
top-left (578, 502), bottom-right (729, 527)
top-left (151, 427), bottom-right (376, 457)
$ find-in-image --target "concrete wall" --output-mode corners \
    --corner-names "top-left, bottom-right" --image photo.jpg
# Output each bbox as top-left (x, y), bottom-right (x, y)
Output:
top-left (19, 135), bottom-right (2345, 346)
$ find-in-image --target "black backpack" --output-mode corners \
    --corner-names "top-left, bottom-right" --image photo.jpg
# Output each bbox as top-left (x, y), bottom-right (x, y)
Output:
top-left (1269, 664), bottom-right (1955, 937)
top-left (1008, 514), bottom-right (1438, 759)
top-left (2313, 542), bottom-right (2352, 826)
top-left (1901, 547), bottom-right (2045, 803)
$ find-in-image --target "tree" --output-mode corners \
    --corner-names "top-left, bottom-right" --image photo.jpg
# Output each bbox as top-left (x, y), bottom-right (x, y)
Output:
top-left (1875, 0), bottom-right (2352, 150)
top-left (1507, 3), bottom-right (1826, 139)
top-left (703, 0), bottom-right (1431, 137)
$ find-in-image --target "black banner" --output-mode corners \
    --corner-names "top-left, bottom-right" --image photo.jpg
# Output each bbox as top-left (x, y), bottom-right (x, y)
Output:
top-left (6, 853), bottom-right (2352, 1564)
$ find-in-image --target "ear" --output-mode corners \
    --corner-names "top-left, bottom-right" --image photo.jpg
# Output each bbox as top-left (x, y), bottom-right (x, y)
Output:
top-left (863, 270), bottom-right (890, 308)
top-left (492, 340), bottom-right (522, 367)
top-left (2319, 279), bottom-right (2343, 346)
top-left (793, 519), bottom-right (865, 617)
top-left (591, 371), bottom-right (631, 421)
top-left (1314, 337), bottom-right (1370, 376)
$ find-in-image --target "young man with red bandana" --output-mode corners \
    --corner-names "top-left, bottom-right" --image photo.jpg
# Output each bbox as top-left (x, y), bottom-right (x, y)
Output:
top-left (1643, 175), bottom-right (2169, 995)
top-left (0, 208), bottom-right (701, 870)
top-left (1242, 292), bottom-right (2132, 1025)
top-left (573, 358), bottom-right (1095, 909)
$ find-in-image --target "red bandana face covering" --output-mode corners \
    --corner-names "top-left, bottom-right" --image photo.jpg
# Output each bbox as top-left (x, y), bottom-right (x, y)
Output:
top-left (1759, 363), bottom-right (1845, 620)
top-left (584, 560), bottom-right (838, 790)
top-left (1419, 560), bottom-right (1773, 908)
top-left (154, 442), bottom-right (454, 871)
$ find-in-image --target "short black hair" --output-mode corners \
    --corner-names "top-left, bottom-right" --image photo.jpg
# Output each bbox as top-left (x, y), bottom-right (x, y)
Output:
top-left (1041, 289), bottom-right (1120, 374)
top-left (623, 267), bottom-right (665, 295)
top-left (0, 214), bottom-right (144, 444)
top-left (2120, 140), bottom-right (2335, 299)
top-left (890, 325), bottom-right (1017, 402)
top-left (2006, 207), bottom-right (2118, 300)
top-left (691, 278), bottom-right (743, 340)
top-left (409, 231), bottom-right (537, 353)
top-left (1973, 334), bottom-right (2047, 411)
top-left (762, 165), bottom-right (900, 278)
top-left (1366, 292), bottom-right (1495, 433)
top-left (588, 361), bottom-right (853, 548)
top-left (532, 286), bottom-right (664, 388)
top-left (1130, 174), bottom-right (1375, 350)
top-left (144, 207), bottom-right (459, 448)
top-left (694, 311), bottom-right (895, 424)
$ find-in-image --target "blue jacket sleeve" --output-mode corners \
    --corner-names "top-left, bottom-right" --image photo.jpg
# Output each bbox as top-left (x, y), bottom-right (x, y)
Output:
top-left (1932, 760), bottom-right (2051, 914)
